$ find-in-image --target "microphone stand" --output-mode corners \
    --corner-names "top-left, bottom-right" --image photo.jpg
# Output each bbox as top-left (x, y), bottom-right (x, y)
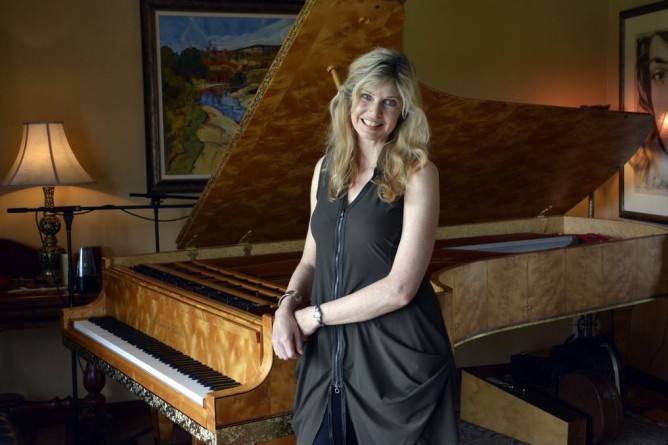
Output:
top-left (62, 209), bottom-right (79, 444)
top-left (6, 200), bottom-right (193, 444)
top-left (129, 193), bottom-right (197, 252)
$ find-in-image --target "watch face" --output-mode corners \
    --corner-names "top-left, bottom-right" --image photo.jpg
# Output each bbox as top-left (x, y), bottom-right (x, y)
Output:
top-left (313, 305), bottom-right (323, 326)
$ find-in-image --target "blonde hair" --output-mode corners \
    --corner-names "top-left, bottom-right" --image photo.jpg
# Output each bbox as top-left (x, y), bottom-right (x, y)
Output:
top-left (324, 47), bottom-right (430, 203)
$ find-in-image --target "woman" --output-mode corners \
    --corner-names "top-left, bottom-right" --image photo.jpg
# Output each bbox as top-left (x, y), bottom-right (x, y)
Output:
top-left (272, 47), bottom-right (459, 445)
top-left (629, 30), bottom-right (668, 190)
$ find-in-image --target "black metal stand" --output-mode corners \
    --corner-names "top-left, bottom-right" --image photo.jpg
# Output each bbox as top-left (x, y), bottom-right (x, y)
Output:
top-left (8, 201), bottom-right (193, 252)
top-left (62, 210), bottom-right (79, 445)
top-left (7, 199), bottom-right (194, 444)
top-left (129, 193), bottom-right (197, 252)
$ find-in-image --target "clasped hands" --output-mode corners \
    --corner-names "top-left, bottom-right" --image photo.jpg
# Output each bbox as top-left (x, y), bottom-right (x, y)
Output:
top-left (272, 305), bottom-right (320, 360)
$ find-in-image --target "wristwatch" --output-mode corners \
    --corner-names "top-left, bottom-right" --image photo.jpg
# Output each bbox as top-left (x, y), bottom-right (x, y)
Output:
top-left (313, 304), bottom-right (324, 327)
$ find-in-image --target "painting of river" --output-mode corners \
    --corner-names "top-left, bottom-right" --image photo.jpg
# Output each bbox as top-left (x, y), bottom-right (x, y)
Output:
top-left (156, 11), bottom-right (295, 181)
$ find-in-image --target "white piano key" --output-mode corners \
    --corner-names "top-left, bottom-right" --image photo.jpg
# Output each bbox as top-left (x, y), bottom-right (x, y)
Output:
top-left (74, 320), bottom-right (212, 406)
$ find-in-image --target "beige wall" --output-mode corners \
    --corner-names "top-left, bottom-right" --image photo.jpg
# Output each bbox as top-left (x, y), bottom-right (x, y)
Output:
top-left (404, 0), bottom-right (652, 222)
top-left (406, 0), bottom-right (609, 106)
top-left (0, 0), bottom-right (660, 401)
top-left (0, 0), bottom-right (189, 258)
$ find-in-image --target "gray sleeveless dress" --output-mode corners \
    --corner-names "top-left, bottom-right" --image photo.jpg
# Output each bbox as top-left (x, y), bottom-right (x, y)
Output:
top-left (292, 167), bottom-right (459, 445)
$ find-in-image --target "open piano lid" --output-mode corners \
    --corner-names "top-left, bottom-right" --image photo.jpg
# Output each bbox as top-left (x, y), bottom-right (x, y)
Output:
top-left (176, 0), bottom-right (653, 250)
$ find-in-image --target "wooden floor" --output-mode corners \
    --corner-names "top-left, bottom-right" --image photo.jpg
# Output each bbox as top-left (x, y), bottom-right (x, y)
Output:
top-left (623, 374), bottom-right (668, 440)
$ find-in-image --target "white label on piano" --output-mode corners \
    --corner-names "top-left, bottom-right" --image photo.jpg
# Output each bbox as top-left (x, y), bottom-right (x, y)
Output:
top-left (444, 235), bottom-right (577, 253)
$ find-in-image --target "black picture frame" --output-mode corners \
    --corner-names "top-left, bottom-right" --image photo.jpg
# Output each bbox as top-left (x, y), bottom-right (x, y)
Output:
top-left (619, 1), bottom-right (668, 223)
top-left (140, 0), bottom-right (302, 193)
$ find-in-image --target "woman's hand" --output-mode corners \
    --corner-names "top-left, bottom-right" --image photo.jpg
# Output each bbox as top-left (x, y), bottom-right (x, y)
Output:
top-left (272, 307), bottom-right (304, 360)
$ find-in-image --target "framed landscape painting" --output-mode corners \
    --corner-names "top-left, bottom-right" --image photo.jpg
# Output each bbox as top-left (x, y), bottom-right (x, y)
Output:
top-left (140, 0), bottom-right (302, 193)
top-left (619, 1), bottom-right (668, 223)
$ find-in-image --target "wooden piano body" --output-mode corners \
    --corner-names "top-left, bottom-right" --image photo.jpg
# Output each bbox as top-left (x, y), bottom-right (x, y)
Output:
top-left (61, 0), bottom-right (668, 444)
top-left (428, 215), bottom-right (668, 444)
top-left (62, 242), bottom-right (304, 444)
top-left (432, 216), bottom-right (668, 349)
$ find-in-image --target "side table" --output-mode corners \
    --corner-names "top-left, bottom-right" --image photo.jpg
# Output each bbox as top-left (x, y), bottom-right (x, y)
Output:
top-left (0, 281), bottom-right (98, 331)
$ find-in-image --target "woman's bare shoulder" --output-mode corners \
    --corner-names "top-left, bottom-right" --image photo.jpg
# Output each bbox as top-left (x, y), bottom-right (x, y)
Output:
top-left (408, 159), bottom-right (439, 186)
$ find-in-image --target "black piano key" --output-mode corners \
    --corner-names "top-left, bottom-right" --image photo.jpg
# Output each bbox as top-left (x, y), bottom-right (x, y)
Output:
top-left (190, 370), bottom-right (222, 378)
top-left (195, 374), bottom-right (237, 388)
top-left (211, 380), bottom-right (240, 389)
top-left (89, 317), bottom-right (240, 391)
top-left (206, 376), bottom-right (237, 386)
top-left (193, 374), bottom-right (224, 385)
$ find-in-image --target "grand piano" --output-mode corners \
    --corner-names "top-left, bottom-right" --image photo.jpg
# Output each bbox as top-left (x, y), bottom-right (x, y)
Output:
top-left (62, 0), bottom-right (668, 444)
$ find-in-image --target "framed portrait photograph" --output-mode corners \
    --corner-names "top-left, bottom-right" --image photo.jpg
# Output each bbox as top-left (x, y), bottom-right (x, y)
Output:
top-left (140, 0), bottom-right (302, 193)
top-left (619, 1), bottom-right (668, 223)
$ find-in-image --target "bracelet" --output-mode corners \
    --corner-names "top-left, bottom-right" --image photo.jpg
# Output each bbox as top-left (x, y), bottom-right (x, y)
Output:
top-left (277, 289), bottom-right (303, 307)
top-left (313, 304), bottom-right (324, 327)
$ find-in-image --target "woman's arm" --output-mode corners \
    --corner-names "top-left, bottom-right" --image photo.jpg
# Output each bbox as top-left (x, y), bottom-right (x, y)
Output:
top-left (271, 158), bottom-right (323, 360)
top-left (294, 160), bottom-right (440, 336)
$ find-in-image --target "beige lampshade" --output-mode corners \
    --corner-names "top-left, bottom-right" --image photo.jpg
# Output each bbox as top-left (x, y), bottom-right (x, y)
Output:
top-left (3, 122), bottom-right (93, 187)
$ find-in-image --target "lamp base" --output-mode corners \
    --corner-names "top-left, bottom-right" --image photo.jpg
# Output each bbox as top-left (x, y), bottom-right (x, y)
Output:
top-left (38, 189), bottom-right (65, 284)
top-left (38, 246), bottom-right (65, 284)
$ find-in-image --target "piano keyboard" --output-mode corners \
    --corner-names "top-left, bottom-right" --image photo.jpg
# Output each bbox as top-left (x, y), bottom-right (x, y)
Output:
top-left (74, 316), bottom-right (240, 406)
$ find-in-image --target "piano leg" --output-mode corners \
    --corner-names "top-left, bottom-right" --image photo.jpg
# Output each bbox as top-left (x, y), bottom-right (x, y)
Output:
top-left (79, 361), bottom-right (109, 444)
top-left (81, 362), bottom-right (106, 419)
top-left (151, 408), bottom-right (174, 445)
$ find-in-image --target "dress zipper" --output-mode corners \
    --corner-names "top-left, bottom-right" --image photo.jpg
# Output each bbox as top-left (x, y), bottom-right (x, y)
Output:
top-left (332, 208), bottom-right (346, 394)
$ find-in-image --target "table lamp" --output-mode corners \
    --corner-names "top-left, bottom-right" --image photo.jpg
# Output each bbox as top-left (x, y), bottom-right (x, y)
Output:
top-left (3, 122), bottom-right (93, 283)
